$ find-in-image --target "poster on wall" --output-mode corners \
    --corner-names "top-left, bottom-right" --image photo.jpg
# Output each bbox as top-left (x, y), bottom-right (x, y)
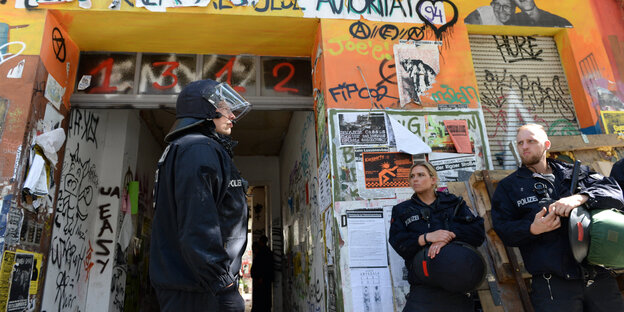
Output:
top-left (5, 208), bottom-right (23, 247)
top-left (329, 109), bottom-right (492, 202)
top-left (355, 147), bottom-right (395, 198)
top-left (16, 250), bottom-right (42, 295)
top-left (394, 42), bottom-right (441, 107)
top-left (6, 253), bottom-right (33, 312)
top-left (40, 14), bottom-right (80, 109)
top-left (346, 210), bottom-right (388, 267)
top-left (463, 0), bottom-right (572, 27)
top-left (349, 267), bottom-right (394, 312)
top-left (429, 153), bottom-right (478, 186)
top-left (338, 112), bottom-right (388, 146)
top-left (600, 111), bottom-right (624, 135)
top-left (327, 268), bottom-right (338, 312)
top-left (319, 154), bottom-right (332, 212)
top-left (362, 152), bottom-right (412, 189)
top-left (443, 120), bottom-right (473, 154)
top-left (0, 251), bottom-right (15, 312)
top-left (383, 205), bottom-right (410, 311)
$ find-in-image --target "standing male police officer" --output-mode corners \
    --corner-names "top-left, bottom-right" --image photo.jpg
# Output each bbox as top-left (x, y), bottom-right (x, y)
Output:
top-left (150, 79), bottom-right (251, 312)
top-left (492, 124), bottom-right (624, 311)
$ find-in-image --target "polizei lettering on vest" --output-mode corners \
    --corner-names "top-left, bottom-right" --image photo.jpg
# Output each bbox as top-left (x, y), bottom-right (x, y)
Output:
top-left (404, 214), bottom-right (420, 227)
top-left (517, 196), bottom-right (538, 207)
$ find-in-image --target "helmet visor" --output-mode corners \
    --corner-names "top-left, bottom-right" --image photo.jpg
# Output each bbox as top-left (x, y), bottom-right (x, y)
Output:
top-left (203, 83), bottom-right (252, 122)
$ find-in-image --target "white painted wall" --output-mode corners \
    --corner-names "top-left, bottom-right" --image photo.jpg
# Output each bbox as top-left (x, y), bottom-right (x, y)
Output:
top-left (237, 156), bottom-right (280, 226)
top-left (42, 110), bottom-right (141, 312)
top-left (278, 111), bottom-right (324, 312)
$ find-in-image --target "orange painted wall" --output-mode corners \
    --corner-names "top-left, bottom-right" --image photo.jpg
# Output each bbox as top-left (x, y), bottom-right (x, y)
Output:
top-left (321, 17), bottom-right (478, 110)
top-left (589, 0), bottom-right (624, 100)
top-left (319, 1), bottom-right (616, 133)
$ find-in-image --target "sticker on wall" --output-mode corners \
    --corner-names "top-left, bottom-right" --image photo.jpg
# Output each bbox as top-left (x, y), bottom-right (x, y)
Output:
top-left (44, 73), bottom-right (66, 109)
top-left (77, 75), bottom-right (92, 91)
top-left (394, 41), bottom-right (440, 107)
top-left (362, 152), bottom-right (412, 189)
top-left (429, 152), bottom-right (477, 185)
top-left (6, 59), bottom-right (25, 79)
top-left (109, 0), bottom-right (121, 9)
top-left (78, 0), bottom-right (92, 9)
top-left (443, 119), bottom-right (473, 154)
top-left (338, 112), bottom-right (388, 146)
top-left (318, 154), bottom-right (332, 212)
top-left (600, 111), bottom-right (624, 135)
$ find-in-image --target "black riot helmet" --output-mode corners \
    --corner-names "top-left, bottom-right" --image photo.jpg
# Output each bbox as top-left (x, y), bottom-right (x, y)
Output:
top-left (165, 79), bottom-right (251, 143)
top-left (568, 205), bottom-right (591, 263)
top-left (411, 241), bottom-right (486, 293)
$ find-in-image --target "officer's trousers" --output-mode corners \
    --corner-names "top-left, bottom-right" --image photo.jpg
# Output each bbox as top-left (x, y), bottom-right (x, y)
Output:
top-left (155, 288), bottom-right (219, 312)
top-left (402, 284), bottom-right (474, 312)
top-left (530, 272), bottom-right (624, 312)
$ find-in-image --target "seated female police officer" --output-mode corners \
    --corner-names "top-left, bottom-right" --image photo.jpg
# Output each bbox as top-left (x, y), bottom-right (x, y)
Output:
top-left (389, 161), bottom-right (485, 312)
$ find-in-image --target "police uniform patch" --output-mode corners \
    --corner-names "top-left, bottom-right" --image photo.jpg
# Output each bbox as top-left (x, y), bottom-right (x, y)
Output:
top-left (517, 196), bottom-right (538, 207)
top-left (404, 214), bottom-right (420, 227)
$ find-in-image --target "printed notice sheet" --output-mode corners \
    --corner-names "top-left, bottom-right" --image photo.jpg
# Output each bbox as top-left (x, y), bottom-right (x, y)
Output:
top-left (347, 210), bottom-right (388, 267)
top-left (350, 267), bottom-right (394, 312)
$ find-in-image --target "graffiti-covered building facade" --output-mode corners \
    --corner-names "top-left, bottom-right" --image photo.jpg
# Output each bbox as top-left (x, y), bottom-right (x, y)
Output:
top-left (1, 0), bottom-right (624, 311)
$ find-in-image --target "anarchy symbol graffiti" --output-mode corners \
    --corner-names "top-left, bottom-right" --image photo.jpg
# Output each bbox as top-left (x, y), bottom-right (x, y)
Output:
top-left (349, 21), bottom-right (370, 40)
top-left (52, 27), bottom-right (66, 63)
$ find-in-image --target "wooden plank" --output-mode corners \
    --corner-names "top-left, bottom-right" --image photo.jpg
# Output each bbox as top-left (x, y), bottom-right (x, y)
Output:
top-left (593, 161), bottom-right (614, 176)
top-left (498, 283), bottom-right (528, 312)
top-left (482, 171), bottom-right (534, 312)
top-left (485, 231), bottom-right (513, 283)
top-left (478, 290), bottom-right (505, 312)
top-left (549, 134), bottom-right (624, 152)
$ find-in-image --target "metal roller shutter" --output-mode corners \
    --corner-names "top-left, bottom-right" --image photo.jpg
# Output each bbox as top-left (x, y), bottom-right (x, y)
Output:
top-left (469, 34), bottom-right (580, 170)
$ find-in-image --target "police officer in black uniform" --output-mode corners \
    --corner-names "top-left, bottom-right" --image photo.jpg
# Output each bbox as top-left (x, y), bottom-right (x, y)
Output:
top-left (150, 79), bottom-right (252, 312)
top-left (610, 158), bottom-right (624, 191)
top-left (389, 161), bottom-right (485, 312)
top-left (492, 124), bottom-right (624, 312)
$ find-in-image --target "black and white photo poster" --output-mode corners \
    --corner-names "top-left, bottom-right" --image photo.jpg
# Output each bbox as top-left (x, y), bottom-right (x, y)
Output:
top-left (7, 253), bottom-right (33, 312)
top-left (394, 42), bottom-right (440, 106)
top-left (338, 112), bottom-right (388, 146)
